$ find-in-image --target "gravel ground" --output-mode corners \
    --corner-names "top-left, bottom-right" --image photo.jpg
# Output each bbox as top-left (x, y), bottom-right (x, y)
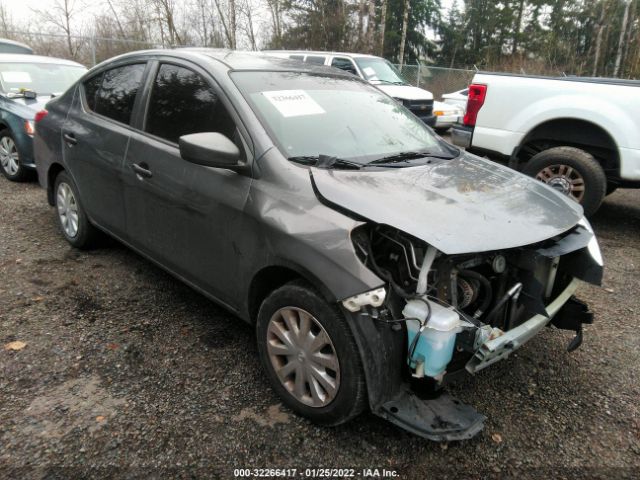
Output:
top-left (1, 176), bottom-right (639, 479)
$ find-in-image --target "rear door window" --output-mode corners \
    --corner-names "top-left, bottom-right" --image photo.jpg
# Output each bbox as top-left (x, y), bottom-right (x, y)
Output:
top-left (144, 63), bottom-right (236, 144)
top-left (89, 63), bottom-right (146, 125)
top-left (331, 57), bottom-right (358, 75)
top-left (305, 56), bottom-right (326, 65)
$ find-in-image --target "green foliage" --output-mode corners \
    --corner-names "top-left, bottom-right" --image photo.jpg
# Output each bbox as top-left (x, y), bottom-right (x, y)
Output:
top-left (436, 0), bottom-right (640, 78)
top-left (382, 0), bottom-right (441, 63)
top-left (279, 0), bottom-right (356, 50)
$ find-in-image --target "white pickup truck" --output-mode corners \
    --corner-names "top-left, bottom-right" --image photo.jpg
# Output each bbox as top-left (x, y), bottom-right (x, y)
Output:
top-left (451, 73), bottom-right (640, 215)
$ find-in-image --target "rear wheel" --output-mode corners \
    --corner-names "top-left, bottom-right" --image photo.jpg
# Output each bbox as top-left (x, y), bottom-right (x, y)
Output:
top-left (54, 171), bottom-right (100, 249)
top-left (256, 281), bottom-right (366, 426)
top-left (0, 130), bottom-right (29, 182)
top-left (523, 146), bottom-right (607, 216)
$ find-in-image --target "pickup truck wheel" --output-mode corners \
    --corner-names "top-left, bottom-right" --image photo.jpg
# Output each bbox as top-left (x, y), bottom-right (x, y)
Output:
top-left (0, 130), bottom-right (29, 182)
top-left (524, 146), bottom-right (606, 216)
top-left (256, 281), bottom-right (366, 426)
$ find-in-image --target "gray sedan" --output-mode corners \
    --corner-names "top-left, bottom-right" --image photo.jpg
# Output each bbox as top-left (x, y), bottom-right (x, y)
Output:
top-left (34, 49), bottom-right (603, 441)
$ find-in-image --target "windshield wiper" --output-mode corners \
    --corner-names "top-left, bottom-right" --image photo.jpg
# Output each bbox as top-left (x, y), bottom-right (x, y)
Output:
top-left (367, 151), bottom-right (456, 165)
top-left (288, 155), bottom-right (362, 170)
top-left (370, 79), bottom-right (406, 85)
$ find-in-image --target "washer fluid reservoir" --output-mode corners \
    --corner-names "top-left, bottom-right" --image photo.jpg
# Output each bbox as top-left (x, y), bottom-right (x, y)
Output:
top-left (403, 299), bottom-right (464, 378)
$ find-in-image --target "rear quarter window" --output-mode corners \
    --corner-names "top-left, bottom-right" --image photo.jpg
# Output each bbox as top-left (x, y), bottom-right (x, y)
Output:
top-left (82, 73), bottom-right (103, 111)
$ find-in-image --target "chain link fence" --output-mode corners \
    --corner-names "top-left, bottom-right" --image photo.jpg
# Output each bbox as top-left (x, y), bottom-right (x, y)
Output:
top-left (4, 30), bottom-right (476, 97)
top-left (393, 64), bottom-right (476, 100)
top-left (3, 30), bottom-right (157, 67)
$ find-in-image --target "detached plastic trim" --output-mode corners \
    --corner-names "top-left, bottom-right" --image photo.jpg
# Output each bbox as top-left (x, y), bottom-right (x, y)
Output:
top-left (377, 389), bottom-right (486, 442)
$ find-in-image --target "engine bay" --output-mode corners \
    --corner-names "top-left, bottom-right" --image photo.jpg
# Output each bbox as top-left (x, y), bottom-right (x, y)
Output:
top-left (350, 223), bottom-right (598, 382)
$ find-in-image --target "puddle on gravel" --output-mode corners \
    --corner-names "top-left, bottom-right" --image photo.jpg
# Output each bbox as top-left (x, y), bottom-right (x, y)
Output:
top-left (17, 375), bottom-right (126, 439)
top-left (231, 404), bottom-right (290, 427)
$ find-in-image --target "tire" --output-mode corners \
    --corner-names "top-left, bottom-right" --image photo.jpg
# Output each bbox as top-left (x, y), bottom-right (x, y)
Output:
top-left (0, 129), bottom-right (30, 182)
top-left (53, 171), bottom-right (99, 249)
top-left (435, 127), bottom-right (450, 135)
top-left (523, 146), bottom-right (607, 217)
top-left (256, 281), bottom-right (367, 426)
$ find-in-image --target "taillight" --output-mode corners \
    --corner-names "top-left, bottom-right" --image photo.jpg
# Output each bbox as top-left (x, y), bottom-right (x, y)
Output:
top-left (463, 84), bottom-right (487, 127)
top-left (34, 109), bottom-right (48, 123)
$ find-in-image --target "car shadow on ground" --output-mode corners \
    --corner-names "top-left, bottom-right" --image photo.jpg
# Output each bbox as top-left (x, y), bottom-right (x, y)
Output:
top-left (591, 190), bottom-right (640, 235)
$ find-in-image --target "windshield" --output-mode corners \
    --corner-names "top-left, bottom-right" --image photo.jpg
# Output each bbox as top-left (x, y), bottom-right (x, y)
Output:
top-left (354, 57), bottom-right (406, 85)
top-left (232, 71), bottom-right (451, 164)
top-left (0, 62), bottom-right (86, 95)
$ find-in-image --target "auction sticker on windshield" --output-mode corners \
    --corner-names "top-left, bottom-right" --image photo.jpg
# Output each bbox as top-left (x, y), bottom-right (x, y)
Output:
top-left (1, 71), bottom-right (32, 83)
top-left (262, 90), bottom-right (325, 117)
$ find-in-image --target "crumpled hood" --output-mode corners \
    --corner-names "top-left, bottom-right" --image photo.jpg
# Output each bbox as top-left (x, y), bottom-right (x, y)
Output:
top-left (376, 84), bottom-right (433, 101)
top-left (310, 152), bottom-right (583, 254)
top-left (10, 96), bottom-right (52, 118)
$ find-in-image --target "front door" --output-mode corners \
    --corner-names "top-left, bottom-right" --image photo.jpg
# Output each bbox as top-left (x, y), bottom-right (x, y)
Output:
top-left (123, 61), bottom-right (252, 309)
top-left (62, 63), bottom-right (146, 239)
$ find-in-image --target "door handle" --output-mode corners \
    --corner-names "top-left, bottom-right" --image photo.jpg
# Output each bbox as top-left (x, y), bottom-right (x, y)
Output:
top-left (63, 132), bottom-right (77, 146)
top-left (132, 162), bottom-right (153, 179)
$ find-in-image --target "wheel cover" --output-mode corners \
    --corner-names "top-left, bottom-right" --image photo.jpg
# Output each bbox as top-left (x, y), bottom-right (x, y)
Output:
top-left (266, 307), bottom-right (340, 408)
top-left (0, 136), bottom-right (19, 176)
top-left (56, 182), bottom-right (79, 238)
top-left (535, 164), bottom-right (585, 202)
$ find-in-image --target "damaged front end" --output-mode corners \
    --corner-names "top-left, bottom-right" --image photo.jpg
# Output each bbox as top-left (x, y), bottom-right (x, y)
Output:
top-left (342, 219), bottom-right (602, 441)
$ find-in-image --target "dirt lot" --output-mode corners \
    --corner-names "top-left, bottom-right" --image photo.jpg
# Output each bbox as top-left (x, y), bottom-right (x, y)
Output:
top-left (1, 176), bottom-right (639, 479)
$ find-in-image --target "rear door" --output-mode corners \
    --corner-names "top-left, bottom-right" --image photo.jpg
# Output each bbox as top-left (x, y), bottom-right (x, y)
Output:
top-left (123, 60), bottom-right (253, 308)
top-left (62, 62), bottom-right (147, 238)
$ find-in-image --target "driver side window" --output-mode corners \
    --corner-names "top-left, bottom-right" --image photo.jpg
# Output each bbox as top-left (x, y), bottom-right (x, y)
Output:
top-left (144, 63), bottom-right (237, 145)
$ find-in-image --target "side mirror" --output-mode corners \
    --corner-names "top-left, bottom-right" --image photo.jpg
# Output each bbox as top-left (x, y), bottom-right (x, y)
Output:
top-left (178, 132), bottom-right (242, 170)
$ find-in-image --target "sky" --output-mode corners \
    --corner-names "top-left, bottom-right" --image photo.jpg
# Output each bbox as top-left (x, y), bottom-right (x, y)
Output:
top-left (8, 0), bottom-right (461, 27)
top-left (6, 0), bottom-right (101, 26)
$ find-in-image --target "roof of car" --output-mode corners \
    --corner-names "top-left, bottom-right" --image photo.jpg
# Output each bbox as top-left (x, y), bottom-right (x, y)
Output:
top-left (0, 53), bottom-right (85, 67)
top-left (102, 48), bottom-right (356, 76)
top-left (264, 50), bottom-right (380, 60)
top-left (181, 48), bottom-right (358, 73)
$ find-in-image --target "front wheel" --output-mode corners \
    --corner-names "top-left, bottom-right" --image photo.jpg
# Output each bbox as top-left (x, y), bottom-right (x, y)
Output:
top-left (0, 130), bottom-right (29, 182)
top-left (256, 281), bottom-right (367, 426)
top-left (523, 146), bottom-right (607, 216)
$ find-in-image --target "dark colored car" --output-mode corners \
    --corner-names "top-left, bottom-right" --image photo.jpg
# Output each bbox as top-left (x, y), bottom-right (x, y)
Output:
top-left (34, 49), bottom-right (603, 441)
top-left (0, 54), bottom-right (85, 180)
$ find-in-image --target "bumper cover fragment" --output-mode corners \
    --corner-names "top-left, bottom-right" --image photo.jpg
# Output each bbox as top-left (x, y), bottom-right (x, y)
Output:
top-left (378, 389), bottom-right (485, 442)
top-left (466, 277), bottom-right (580, 374)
